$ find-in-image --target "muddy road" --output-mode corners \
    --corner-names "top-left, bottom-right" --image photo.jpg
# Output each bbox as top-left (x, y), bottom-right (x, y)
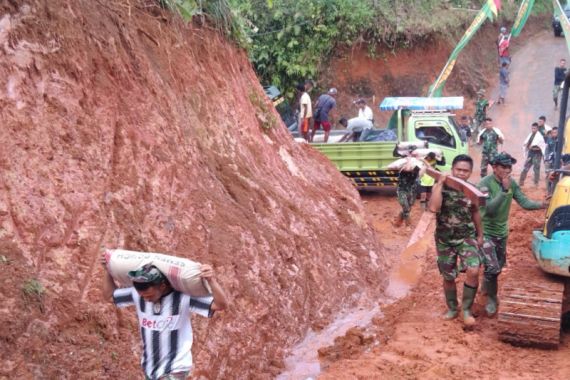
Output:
top-left (319, 31), bottom-right (570, 379)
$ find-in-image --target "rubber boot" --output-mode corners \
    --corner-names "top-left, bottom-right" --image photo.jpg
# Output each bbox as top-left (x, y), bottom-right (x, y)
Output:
top-left (462, 284), bottom-right (478, 326)
top-left (485, 277), bottom-right (499, 317)
top-left (443, 288), bottom-right (458, 320)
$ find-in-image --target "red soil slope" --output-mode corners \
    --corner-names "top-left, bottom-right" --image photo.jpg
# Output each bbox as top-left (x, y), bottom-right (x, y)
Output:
top-left (0, 1), bottom-right (386, 378)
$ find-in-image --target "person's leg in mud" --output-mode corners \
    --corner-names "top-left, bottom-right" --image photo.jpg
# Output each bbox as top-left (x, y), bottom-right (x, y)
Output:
top-left (481, 235), bottom-right (505, 316)
top-left (481, 153), bottom-right (490, 178)
top-left (395, 187), bottom-right (411, 227)
top-left (457, 238), bottom-right (480, 326)
top-left (436, 241), bottom-right (459, 320)
top-left (519, 153), bottom-right (534, 186)
top-left (531, 151), bottom-right (542, 186)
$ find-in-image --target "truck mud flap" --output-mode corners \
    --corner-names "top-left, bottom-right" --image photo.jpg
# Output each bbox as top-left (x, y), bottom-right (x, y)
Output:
top-left (342, 170), bottom-right (399, 189)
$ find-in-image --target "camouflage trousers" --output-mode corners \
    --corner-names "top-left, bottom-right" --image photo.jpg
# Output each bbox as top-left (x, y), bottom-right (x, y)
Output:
top-left (436, 238), bottom-right (481, 281)
top-left (480, 151), bottom-right (497, 177)
top-left (519, 150), bottom-right (542, 185)
top-left (545, 161), bottom-right (554, 194)
top-left (397, 185), bottom-right (417, 219)
top-left (479, 235), bottom-right (507, 280)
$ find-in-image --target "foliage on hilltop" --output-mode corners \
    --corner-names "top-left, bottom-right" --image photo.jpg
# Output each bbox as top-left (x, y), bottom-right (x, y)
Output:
top-left (162, 0), bottom-right (552, 97)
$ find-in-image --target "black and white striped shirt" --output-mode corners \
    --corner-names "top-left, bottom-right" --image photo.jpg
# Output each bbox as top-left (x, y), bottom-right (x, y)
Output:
top-left (113, 287), bottom-right (213, 379)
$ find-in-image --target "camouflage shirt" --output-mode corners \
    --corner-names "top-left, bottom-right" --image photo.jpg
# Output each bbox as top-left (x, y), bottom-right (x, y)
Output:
top-left (398, 168), bottom-right (419, 191)
top-left (435, 185), bottom-right (476, 245)
top-left (480, 128), bottom-right (500, 155)
top-left (474, 99), bottom-right (489, 122)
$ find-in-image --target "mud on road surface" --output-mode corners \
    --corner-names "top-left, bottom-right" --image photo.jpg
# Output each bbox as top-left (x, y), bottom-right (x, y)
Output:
top-left (319, 30), bottom-right (570, 379)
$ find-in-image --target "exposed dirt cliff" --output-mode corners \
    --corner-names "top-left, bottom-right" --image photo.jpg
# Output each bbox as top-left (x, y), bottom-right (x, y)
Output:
top-left (0, 1), bottom-right (386, 378)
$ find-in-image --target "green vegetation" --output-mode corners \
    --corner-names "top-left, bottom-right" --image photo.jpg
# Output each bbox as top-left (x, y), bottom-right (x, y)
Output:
top-left (162, 0), bottom-right (553, 98)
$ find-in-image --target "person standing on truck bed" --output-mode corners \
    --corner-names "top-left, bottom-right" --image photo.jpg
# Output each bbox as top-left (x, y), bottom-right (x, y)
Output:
top-left (478, 152), bottom-right (546, 317)
top-left (299, 80), bottom-right (313, 141)
top-left (553, 59), bottom-right (566, 110)
top-left (312, 88), bottom-right (337, 143)
top-left (429, 154), bottom-right (483, 326)
top-left (478, 118), bottom-right (504, 178)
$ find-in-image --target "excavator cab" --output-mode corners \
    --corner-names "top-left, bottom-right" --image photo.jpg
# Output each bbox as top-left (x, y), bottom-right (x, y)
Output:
top-left (497, 72), bottom-right (570, 348)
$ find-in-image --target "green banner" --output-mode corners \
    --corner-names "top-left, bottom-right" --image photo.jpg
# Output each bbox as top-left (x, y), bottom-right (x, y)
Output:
top-left (554, 0), bottom-right (570, 53)
top-left (428, 2), bottom-right (495, 97)
top-left (511, 0), bottom-right (535, 37)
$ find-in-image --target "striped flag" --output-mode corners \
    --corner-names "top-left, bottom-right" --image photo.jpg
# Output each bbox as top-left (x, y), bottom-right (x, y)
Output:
top-left (511, 0), bottom-right (535, 37)
top-left (487, 0), bottom-right (501, 19)
top-left (428, 2), bottom-right (497, 97)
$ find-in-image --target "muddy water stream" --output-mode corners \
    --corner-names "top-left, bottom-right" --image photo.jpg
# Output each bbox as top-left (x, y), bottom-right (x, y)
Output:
top-left (277, 214), bottom-right (435, 379)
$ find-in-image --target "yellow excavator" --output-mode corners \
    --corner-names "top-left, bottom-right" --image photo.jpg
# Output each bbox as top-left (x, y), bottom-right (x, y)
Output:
top-left (497, 72), bottom-right (570, 348)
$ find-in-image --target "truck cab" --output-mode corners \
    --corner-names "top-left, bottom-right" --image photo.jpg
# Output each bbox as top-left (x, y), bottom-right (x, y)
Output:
top-left (312, 97), bottom-right (467, 188)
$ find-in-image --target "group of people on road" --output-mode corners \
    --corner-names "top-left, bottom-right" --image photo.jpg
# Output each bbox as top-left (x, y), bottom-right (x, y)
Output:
top-left (430, 152), bottom-right (546, 326)
top-left (296, 80), bottom-right (374, 143)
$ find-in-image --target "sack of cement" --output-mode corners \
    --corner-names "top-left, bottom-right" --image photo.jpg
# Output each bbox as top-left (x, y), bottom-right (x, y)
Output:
top-left (387, 157), bottom-right (427, 176)
top-left (104, 249), bottom-right (211, 296)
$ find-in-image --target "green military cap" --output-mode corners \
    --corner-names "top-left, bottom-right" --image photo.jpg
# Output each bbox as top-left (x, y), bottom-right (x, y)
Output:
top-left (491, 152), bottom-right (517, 166)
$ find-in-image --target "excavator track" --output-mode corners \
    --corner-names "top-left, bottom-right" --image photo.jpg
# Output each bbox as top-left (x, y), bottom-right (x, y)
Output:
top-left (497, 265), bottom-right (566, 349)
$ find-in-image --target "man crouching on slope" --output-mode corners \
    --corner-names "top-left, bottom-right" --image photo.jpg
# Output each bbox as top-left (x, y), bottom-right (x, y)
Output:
top-left (429, 154), bottom-right (483, 326)
top-left (102, 257), bottom-right (228, 380)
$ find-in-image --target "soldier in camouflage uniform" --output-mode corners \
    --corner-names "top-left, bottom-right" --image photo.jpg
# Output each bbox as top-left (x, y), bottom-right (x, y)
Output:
top-left (429, 154), bottom-right (483, 326)
top-left (394, 166), bottom-right (420, 227)
top-left (478, 118), bottom-right (503, 178)
top-left (478, 152), bottom-right (546, 316)
top-left (519, 122), bottom-right (545, 187)
top-left (544, 127), bottom-right (558, 194)
top-left (472, 90), bottom-right (490, 142)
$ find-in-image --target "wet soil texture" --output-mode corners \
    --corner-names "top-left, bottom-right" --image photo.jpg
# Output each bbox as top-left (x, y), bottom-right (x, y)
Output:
top-left (320, 30), bottom-right (570, 379)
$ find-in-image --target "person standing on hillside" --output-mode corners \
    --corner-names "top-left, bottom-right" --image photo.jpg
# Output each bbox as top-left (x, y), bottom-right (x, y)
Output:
top-left (102, 260), bottom-right (229, 380)
top-left (312, 88), bottom-right (337, 143)
top-left (519, 122), bottom-right (546, 187)
top-left (356, 98), bottom-right (374, 122)
top-left (478, 153), bottom-right (546, 317)
top-left (545, 127), bottom-right (559, 195)
top-left (497, 27), bottom-right (511, 66)
top-left (473, 90), bottom-right (492, 142)
top-left (478, 118), bottom-right (504, 178)
top-left (497, 62), bottom-right (509, 105)
top-left (299, 80), bottom-right (313, 141)
top-left (429, 155), bottom-right (482, 326)
top-left (553, 59), bottom-right (567, 109)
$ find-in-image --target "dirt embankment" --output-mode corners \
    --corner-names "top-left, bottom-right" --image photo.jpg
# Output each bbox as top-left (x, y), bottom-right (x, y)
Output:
top-left (0, 1), bottom-right (387, 378)
top-left (321, 16), bottom-right (549, 125)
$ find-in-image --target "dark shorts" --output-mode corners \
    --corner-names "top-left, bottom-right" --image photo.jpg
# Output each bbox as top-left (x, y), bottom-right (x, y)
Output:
top-left (314, 120), bottom-right (331, 132)
top-left (420, 185), bottom-right (432, 194)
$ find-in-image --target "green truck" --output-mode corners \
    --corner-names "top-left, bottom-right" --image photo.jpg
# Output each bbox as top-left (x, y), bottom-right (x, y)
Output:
top-left (312, 97), bottom-right (469, 189)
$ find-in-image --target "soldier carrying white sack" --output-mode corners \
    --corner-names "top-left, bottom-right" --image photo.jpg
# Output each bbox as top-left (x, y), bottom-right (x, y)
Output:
top-left (101, 256), bottom-right (229, 380)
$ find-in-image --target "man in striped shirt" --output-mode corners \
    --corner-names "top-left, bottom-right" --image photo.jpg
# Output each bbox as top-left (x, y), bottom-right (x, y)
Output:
top-left (102, 260), bottom-right (228, 380)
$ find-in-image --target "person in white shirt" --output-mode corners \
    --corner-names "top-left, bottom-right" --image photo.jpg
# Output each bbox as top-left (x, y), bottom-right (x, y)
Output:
top-left (102, 260), bottom-right (229, 380)
top-left (299, 80), bottom-right (313, 141)
top-left (520, 122), bottom-right (546, 187)
top-left (356, 98), bottom-right (374, 122)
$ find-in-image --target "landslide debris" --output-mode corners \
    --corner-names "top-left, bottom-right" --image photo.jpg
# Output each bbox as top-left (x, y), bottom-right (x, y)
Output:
top-left (0, 1), bottom-right (386, 378)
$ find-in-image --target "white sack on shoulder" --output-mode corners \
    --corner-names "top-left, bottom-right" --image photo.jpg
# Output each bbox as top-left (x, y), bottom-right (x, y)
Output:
top-left (104, 249), bottom-right (212, 297)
